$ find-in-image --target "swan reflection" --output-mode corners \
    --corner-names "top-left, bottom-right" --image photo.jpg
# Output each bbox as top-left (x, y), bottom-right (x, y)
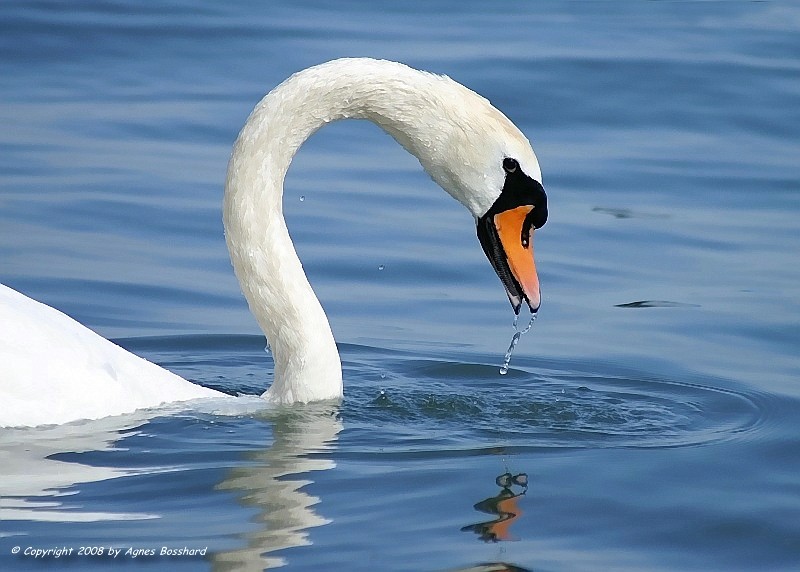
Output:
top-left (461, 472), bottom-right (528, 543)
top-left (0, 397), bottom-right (340, 572)
top-left (211, 403), bottom-right (342, 570)
top-left (0, 412), bottom-right (157, 523)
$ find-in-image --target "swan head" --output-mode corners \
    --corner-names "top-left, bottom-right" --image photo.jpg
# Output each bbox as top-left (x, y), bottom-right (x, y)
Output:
top-left (475, 155), bottom-right (548, 315)
top-left (394, 74), bottom-right (548, 315)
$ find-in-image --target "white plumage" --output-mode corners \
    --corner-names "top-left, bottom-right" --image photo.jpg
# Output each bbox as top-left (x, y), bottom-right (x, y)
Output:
top-left (0, 58), bottom-right (543, 427)
top-left (0, 284), bottom-right (221, 427)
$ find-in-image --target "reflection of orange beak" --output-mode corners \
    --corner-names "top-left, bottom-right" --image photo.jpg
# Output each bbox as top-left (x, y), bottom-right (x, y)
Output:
top-left (493, 206), bottom-right (541, 312)
top-left (490, 494), bottom-right (523, 541)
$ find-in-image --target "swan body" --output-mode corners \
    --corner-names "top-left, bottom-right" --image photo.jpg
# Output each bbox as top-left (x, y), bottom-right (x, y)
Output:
top-left (1, 58), bottom-right (547, 427)
top-left (0, 284), bottom-right (222, 427)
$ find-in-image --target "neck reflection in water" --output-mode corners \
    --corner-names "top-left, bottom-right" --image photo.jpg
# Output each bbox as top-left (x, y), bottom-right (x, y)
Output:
top-left (211, 403), bottom-right (342, 570)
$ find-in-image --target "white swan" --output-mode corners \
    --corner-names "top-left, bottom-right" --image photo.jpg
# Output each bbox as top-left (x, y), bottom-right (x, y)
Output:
top-left (0, 58), bottom-right (547, 427)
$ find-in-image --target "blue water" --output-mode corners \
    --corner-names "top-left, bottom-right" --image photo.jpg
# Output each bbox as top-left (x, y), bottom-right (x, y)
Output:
top-left (1, 1), bottom-right (799, 570)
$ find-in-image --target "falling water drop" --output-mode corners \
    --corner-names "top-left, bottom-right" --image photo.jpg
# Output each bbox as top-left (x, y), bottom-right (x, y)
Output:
top-left (499, 331), bottom-right (520, 375)
top-left (375, 389), bottom-right (390, 405)
top-left (499, 313), bottom-right (537, 375)
top-left (520, 313), bottom-right (536, 335)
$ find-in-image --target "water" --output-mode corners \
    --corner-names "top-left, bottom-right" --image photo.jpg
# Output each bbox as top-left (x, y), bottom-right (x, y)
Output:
top-left (500, 314), bottom-right (536, 375)
top-left (1, 1), bottom-right (799, 570)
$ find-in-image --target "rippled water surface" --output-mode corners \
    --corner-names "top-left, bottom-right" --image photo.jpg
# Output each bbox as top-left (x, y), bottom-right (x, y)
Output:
top-left (1, 1), bottom-right (799, 571)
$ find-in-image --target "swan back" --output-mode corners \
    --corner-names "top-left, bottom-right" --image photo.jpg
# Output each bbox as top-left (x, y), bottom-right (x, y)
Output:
top-left (0, 284), bottom-right (220, 427)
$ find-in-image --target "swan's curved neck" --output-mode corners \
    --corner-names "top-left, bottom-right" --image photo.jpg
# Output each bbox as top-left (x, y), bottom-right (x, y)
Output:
top-left (224, 59), bottom-right (456, 402)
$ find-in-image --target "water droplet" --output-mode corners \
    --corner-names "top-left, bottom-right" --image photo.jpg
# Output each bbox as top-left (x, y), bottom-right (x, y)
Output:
top-left (299, 195), bottom-right (305, 202)
top-left (499, 331), bottom-right (521, 375)
top-left (378, 264), bottom-right (385, 271)
top-left (521, 313), bottom-right (537, 334)
top-left (499, 313), bottom-right (537, 375)
top-left (374, 389), bottom-right (390, 405)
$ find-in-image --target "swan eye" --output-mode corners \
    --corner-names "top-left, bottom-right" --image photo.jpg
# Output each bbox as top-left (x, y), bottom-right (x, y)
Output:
top-left (503, 158), bottom-right (518, 173)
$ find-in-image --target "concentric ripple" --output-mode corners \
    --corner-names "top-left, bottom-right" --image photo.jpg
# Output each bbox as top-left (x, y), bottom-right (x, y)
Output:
top-left (126, 336), bottom-right (768, 454)
top-left (339, 348), bottom-right (766, 453)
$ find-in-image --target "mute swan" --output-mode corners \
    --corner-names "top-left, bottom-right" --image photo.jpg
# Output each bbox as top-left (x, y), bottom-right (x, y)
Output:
top-left (0, 58), bottom-right (547, 427)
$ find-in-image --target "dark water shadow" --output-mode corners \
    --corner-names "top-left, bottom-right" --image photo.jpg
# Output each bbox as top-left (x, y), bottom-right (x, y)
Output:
top-left (615, 300), bottom-right (700, 308)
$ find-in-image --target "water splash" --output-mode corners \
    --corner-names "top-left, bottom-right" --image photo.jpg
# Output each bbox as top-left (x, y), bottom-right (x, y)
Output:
top-left (499, 313), bottom-right (537, 375)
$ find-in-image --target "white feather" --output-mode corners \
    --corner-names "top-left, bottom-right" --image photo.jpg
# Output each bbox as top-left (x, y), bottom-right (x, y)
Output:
top-left (0, 284), bottom-right (221, 428)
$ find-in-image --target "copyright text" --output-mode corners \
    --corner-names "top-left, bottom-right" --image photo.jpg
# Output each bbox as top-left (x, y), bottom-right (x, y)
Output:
top-left (11, 546), bottom-right (208, 559)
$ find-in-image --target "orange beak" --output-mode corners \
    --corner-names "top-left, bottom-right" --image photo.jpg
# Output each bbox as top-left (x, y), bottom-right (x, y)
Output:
top-left (477, 204), bottom-right (541, 314)
top-left (494, 205), bottom-right (540, 311)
